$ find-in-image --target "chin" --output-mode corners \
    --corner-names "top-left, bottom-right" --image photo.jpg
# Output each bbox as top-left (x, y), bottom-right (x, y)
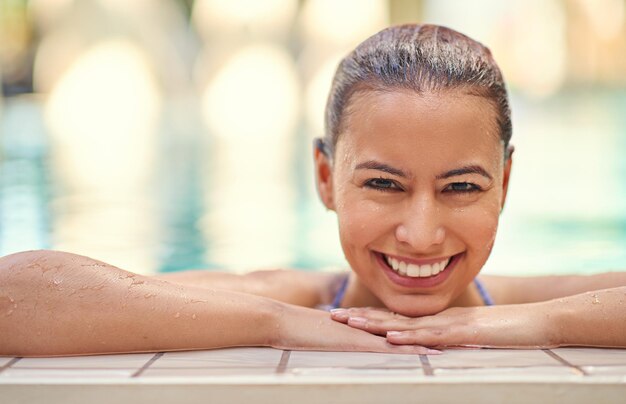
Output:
top-left (384, 295), bottom-right (449, 317)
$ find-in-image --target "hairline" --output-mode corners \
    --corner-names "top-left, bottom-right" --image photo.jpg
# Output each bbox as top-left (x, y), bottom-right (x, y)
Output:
top-left (328, 83), bottom-right (505, 160)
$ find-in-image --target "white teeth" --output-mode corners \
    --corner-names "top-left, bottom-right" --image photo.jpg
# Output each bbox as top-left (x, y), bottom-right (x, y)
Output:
top-left (399, 261), bottom-right (407, 273)
top-left (419, 265), bottom-right (432, 277)
top-left (384, 254), bottom-right (453, 278)
top-left (406, 264), bottom-right (419, 277)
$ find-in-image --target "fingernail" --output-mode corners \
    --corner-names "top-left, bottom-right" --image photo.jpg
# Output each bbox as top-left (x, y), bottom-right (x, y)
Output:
top-left (386, 331), bottom-right (403, 337)
top-left (330, 308), bottom-right (347, 315)
top-left (348, 316), bottom-right (367, 326)
top-left (427, 349), bottom-right (442, 355)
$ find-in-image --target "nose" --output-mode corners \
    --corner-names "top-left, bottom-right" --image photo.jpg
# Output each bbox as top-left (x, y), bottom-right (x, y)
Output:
top-left (395, 195), bottom-right (446, 250)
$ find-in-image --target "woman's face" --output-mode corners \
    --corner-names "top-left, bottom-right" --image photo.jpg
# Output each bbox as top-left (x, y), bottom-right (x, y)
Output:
top-left (315, 89), bottom-right (512, 316)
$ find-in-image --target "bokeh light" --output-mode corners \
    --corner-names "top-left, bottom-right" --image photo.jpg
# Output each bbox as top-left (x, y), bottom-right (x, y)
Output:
top-left (0, 0), bottom-right (625, 275)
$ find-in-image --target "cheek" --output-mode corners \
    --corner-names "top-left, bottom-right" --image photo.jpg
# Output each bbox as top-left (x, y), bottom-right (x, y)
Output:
top-left (336, 198), bottom-right (387, 247)
top-left (454, 200), bottom-right (501, 256)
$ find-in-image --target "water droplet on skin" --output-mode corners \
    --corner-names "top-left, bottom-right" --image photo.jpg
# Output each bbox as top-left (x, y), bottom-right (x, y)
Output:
top-left (192, 314), bottom-right (197, 320)
top-left (144, 293), bottom-right (156, 298)
top-left (591, 294), bottom-right (601, 304)
top-left (190, 299), bottom-right (207, 303)
top-left (9, 297), bottom-right (14, 303)
top-left (174, 312), bottom-right (180, 318)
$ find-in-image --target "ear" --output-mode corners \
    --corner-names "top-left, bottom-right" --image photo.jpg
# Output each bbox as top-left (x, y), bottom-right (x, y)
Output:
top-left (313, 142), bottom-right (336, 211)
top-left (500, 145), bottom-right (514, 211)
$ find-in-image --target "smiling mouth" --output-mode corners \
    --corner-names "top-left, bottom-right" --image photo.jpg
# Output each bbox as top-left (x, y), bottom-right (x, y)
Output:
top-left (379, 252), bottom-right (457, 278)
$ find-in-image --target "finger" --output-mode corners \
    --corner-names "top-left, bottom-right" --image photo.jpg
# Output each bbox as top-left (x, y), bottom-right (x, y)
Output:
top-left (352, 307), bottom-right (409, 319)
top-left (333, 307), bottom-right (412, 322)
top-left (386, 328), bottom-right (459, 347)
top-left (345, 316), bottom-right (422, 335)
top-left (381, 343), bottom-right (442, 355)
top-left (358, 338), bottom-right (441, 355)
top-left (330, 308), bottom-right (349, 322)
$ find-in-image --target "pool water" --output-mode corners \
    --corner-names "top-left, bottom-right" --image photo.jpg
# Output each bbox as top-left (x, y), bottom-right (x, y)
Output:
top-left (1, 91), bottom-right (625, 276)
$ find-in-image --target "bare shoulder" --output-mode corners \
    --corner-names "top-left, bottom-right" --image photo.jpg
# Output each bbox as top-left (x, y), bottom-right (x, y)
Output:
top-left (156, 268), bottom-right (345, 308)
top-left (480, 271), bottom-right (626, 305)
top-left (245, 269), bottom-right (342, 304)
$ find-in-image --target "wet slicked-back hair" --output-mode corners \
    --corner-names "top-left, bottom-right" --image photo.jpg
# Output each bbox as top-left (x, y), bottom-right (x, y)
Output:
top-left (323, 24), bottom-right (512, 158)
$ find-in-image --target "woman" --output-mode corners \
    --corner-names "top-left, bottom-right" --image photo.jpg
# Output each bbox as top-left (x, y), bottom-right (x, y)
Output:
top-left (1, 24), bottom-right (624, 357)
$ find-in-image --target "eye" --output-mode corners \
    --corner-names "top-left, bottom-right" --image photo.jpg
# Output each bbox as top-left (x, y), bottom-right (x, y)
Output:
top-left (444, 182), bottom-right (482, 193)
top-left (364, 177), bottom-right (401, 192)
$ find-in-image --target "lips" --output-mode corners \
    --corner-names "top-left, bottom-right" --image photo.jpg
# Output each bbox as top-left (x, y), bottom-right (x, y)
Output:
top-left (374, 251), bottom-right (462, 288)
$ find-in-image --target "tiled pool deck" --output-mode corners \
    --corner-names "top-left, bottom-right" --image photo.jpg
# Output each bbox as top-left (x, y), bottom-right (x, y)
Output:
top-left (1, 347), bottom-right (625, 403)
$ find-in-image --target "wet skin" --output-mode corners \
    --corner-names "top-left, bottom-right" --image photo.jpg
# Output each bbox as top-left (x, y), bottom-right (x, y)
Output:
top-left (315, 88), bottom-right (512, 317)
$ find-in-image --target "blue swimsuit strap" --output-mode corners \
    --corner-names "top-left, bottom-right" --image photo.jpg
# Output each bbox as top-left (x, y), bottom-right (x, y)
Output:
top-left (329, 275), bottom-right (494, 309)
top-left (474, 277), bottom-right (494, 306)
top-left (330, 274), bottom-right (350, 309)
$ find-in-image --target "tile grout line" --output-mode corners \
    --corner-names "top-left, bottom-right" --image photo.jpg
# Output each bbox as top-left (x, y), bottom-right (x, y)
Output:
top-left (542, 349), bottom-right (588, 376)
top-left (131, 352), bottom-right (164, 378)
top-left (275, 350), bottom-right (291, 374)
top-left (419, 354), bottom-right (434, 376)
top-left (0, 358), bottom-right (21, 375)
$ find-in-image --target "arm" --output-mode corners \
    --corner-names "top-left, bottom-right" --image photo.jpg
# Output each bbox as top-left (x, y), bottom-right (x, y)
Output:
top-left (154, 269), bottom-right (341, 307)
top-left (0, 250), bottom-right (432, 356)
top-left (331, 286), bottom-right (626, 349)
top-left (481, 272), bottom-right (626, 305)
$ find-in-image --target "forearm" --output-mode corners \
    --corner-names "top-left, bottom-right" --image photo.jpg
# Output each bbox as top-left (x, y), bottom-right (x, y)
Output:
top-left (551, 286), bottom-right (626, 348)
top-left (0, 250), bottom-right (278, 356)
top-left (500, 272), bottom-right (626, 304)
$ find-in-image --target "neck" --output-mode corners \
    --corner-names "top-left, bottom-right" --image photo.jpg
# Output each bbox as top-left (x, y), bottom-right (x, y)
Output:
top-left (450, 280), bottom-right (485, 308)
top-left (340, 273), bottom-right (385, 308)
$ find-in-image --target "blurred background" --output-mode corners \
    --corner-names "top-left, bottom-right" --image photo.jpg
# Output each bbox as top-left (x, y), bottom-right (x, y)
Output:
top-left (0, 0), bottom-right (624, 276)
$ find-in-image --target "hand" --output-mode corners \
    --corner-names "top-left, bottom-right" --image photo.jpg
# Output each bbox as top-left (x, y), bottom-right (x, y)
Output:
top-left (330, 303), bottom-right (559, 349)
top-left (269, 304), bottom-right (441, 354)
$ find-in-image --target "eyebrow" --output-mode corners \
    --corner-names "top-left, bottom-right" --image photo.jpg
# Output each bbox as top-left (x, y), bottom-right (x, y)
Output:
top-left (355, 160), bottom-right (493, 181)
top-left (355, 161), bottom-right (408, 177)
top-left (436, 165), bottom-right (493, 180)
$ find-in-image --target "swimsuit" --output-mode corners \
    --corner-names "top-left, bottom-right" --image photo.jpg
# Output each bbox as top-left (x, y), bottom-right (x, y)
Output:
top-left (474, 277), bottom-right (494, 306)
top-left (321, 275), bottom-right (494, 310)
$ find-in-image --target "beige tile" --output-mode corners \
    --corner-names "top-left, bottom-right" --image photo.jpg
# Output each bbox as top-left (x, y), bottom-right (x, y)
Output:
top-left (141, 367), bottom-right (278, 378)
top-left (0, 368), bottom-right (135, 378)
top-left (153, 348), bottom-right (282, 368)
top-left (14, 353), bottom-right (155, 369)
top-left (433, 366), bottom-right (580, 379)
top-left (428, 348), bottom-right (559, 368)
top-left (0, 357), bottom-right (15, 367)
top-left (289, 367), bottom-right (424, 378)
top-left (582, 365), bottom-right (626, 377)
top-left (552, 348), bottom-right (626, 366)
top-left (288, 351), bottom-right (421, 368)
